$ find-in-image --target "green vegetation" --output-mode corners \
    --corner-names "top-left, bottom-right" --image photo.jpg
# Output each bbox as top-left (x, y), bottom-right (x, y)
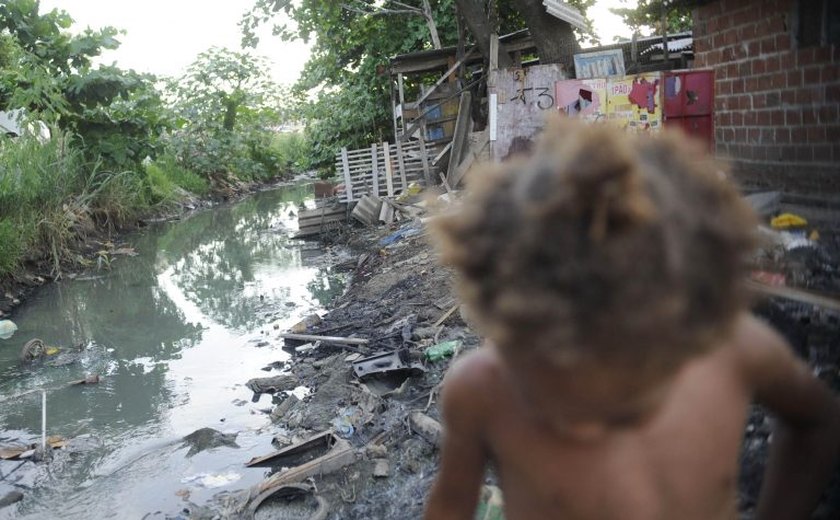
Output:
top-left (0, 1), bottom-right (298, 280)
top-left (611, 0), bottom-right (693, 37)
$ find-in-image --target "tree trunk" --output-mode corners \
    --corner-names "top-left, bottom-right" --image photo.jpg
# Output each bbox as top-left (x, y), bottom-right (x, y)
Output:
top-left (511, 0), bottom-right (580, 67)
top-left (453, 0), bottom-right (513, 68)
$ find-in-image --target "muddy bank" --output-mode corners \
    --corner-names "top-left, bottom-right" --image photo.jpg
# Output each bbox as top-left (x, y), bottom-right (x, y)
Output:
top-left (0, 173), bottom-right (309, 320)
top-left (210, 210), bottom-right (840, 519)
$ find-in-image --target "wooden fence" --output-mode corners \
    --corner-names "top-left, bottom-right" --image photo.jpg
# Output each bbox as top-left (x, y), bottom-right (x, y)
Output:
top-left (336, 140), bottom-right (439, 203)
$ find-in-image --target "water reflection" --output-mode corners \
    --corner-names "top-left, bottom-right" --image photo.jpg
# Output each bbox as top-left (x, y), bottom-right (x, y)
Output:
top-left (0, 184), bottom-right (346, 519)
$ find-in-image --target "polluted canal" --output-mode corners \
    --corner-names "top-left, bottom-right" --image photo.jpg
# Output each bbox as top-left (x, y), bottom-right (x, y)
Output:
top-left (0, 184), bottom-right (349, 519)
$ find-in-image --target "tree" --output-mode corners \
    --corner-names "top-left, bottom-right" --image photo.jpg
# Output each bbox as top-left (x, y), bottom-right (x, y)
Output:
top-left (0, 0), bottom-right (166, 170)
top-left (165, 47), bottom-right (289, 180)
top-left (241, 1), bottom-right (460, 169)
top-left (611, 0), bottom-right (693, 37)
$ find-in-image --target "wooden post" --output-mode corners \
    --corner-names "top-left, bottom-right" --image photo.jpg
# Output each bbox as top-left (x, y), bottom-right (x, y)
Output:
top-left (419, 136), bottom-right (432, 186)
top-left (341, 147), bottom-right (353, 202)
top-left (371, 143), bottom-right (380, 196)
top-left (395, 139), bottom-right (408, 193)
top-left (383, 142), bottom-right (395, 197)
top-left (489, 33), bottom-right (499, 72)
top-left (390, 76), bottom-right (400, 140)
top-left (445, 91), bottom-right (472, 183)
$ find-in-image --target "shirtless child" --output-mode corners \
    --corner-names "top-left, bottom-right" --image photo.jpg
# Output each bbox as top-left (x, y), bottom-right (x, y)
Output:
top-left (425, 118), bottom-right (840, 520)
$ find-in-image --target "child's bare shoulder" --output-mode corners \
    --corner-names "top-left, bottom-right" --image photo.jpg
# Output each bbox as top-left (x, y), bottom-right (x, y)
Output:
top-left (441, 344), bottom-right (506, 419)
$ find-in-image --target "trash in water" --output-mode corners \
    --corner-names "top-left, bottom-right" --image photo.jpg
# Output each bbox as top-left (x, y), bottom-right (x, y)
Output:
top-left (425, 340), bottom-right (462, 362)
top-left (181, 471), bottom-right (241, 488)
top-left (770, 212), bottom-right (807, 230)
top-left (181, 427), bottom-right (240, 457)
top-left (379, 223), bottom-right (422, 247)
top-left (0, 320), bottom-right (17, 340)
top-left (246, 482), bottom-right (329, 520)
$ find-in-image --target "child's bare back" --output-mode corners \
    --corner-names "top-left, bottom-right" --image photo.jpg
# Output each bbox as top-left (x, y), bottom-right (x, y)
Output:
top-left (424, 119), bottom-right (840, 519)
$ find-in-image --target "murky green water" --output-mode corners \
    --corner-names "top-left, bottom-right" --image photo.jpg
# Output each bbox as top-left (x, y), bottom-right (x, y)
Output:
top-left (0, 185), bottom-right (347, 519)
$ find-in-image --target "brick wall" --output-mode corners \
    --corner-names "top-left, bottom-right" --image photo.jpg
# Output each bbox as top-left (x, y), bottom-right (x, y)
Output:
top-left (693, 0), bottom-right (839, 193)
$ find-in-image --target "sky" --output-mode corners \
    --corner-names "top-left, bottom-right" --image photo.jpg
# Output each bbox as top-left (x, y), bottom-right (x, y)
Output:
top-left (39, 0), bottom-right (636, 85)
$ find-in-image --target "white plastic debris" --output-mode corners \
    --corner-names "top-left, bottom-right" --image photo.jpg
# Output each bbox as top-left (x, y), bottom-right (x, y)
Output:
top-left (181, 471), bottom-right (241, 488)
top-left (0, 320), bottom-right (17, 340)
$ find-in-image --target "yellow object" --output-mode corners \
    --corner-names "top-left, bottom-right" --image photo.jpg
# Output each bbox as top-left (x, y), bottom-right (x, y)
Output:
top-left (771, 213), bottom-right (808, 229)
top-left (45, 346), bottom-right (60, 356)
top-left (809, 230), bottom-right (820, 241)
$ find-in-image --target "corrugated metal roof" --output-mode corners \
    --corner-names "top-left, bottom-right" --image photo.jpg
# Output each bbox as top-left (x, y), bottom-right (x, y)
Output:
top-left (640, 36), bottom-right (694, 55)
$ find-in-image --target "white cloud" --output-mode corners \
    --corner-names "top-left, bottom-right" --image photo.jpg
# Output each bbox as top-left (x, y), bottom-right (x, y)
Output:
top-left (39, 0), bottom-right (310, 85)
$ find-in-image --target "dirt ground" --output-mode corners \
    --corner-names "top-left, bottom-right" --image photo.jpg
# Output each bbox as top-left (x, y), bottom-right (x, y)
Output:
top-left (212, 210), bottom-right (840, 519)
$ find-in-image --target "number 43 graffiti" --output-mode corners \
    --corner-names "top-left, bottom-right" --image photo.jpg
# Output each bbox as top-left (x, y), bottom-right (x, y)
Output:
top-left (509, 86), bottom-right (555, 109)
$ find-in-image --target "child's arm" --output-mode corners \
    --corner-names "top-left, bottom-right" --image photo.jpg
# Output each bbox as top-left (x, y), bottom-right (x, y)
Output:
top-left (424, 356), bottom-right (489, 519)
top-left (737, 314), bottom-right (840, 520)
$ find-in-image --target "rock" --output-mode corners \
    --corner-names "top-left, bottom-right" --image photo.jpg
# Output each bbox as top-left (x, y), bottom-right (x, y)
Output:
top-left (245, 374), bottom-right (300, 394)
top-left (409, 412), bottom-right (442, 448)
top-left (366, 444), bottom-right (387, 458)
top-left (0, 491), bottom-right (23, 508)
top-left (289, 314), bottom-right (322, 334)
top-left (181, 428), bottom-right (239, 457)
top-left (270, 394), bottom-right (300, 423)
top-left (373, 458), bottom-right (390, 478)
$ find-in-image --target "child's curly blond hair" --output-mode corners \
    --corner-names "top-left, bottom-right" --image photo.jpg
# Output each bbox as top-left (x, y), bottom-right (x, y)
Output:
top-left (432, 117), bottom-right (757, 372)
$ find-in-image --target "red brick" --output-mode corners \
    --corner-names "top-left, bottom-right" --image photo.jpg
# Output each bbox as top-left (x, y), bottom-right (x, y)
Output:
top-left (806, 126), bottom-right (827, 142)
top-left (760, 37), bottom-right (777, 54)
top-left (732, 111), bottom-right (744, 125)
top-left (834, 145), bottom-right (840, 162)
top-left (803, 67), bottom-right (821, 83)
top-left (787, 70), bottom-right (802, 88)
top-left (771, 109), bottom-right (784, 126)
top-left (748, 127), bottom-right (760, 142)
top-left (757, 111), bottom-right (771, 125)
top-left (786, 109), bottom-right (801, 125)
top-left (753, 93), bottom-right (767, 108)
top-left (781, 90), bottom-right (796, 105)
top-left (753, 146), bottom-right (768, 160)
top-left (819, 105), bottom-right (839, 125)
top-left (765, 91), bottom-right (781, 108)
top-left (735, 127), bottom-right (747, 141)
top-left (803, 108), bottom-right (818, 125)
top-left (775, 33), bottom-right (790, 53)
top-left (827, 85), bottom-right (840, 103)
top-left (795, 88), bottom-right (814, 105)
top-left (739, 24), bottom-right (757, 41)
top-left (814, 145), bottom-right (832, 162)
top-left (732, 8), bottom-right (751, 27)
top-left (814, 46), bottom-right (832, 63)
top-left (745, 111), bottom-right (757, 126)
top-left (770, 73), bottom-right (786, 89)
top-left (797, 48), bottom-right (816, 66)
top-left (780, 146), bottom-right (796, 161)
top-left (778, 52), bottom-right (793, 69)
top-left (719, 112), bottom-right (732, 126)
top-left (765, 55), bottom-right (780, 73)
top-left (792, 127), bottom-right (808, 143)
top-left (775, 128), bottom-right (790, 143)
top-left (752, 59), bottom-right (766, 75)
top-left (822, 66), bottom-right (838, 83)
top-left (749, 76), bottom-right (764, 91)
top-left (827, 126), bottom-right (840, 142)
top-left (795, 146), bottom-right (813, 162)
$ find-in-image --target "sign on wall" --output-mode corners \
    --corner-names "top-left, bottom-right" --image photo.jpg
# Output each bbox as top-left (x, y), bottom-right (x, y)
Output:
top-left (573, 49), bottom-right (626, 79)
top-left (606, 73), bottom-right (663, 133)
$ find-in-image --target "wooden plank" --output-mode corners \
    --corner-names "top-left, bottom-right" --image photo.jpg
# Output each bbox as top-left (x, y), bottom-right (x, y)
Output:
top-left (383, 142), bottom-right (395, 197)
top-left (445, 91), bottom-right (473, 183)
top-left (432, 141), bottom-right (452, 166)
top-left (395, 139), bottom-right (408, 192)
top-left (279, 333), bottom-right (369, 345)
top-left (489, 33), bottom-right (499, 71)
top-left (418, 136), bottom-right (432, 186)
top-left (414, 48), bottom-right (478, 108)
top-left (340, 147), bottom-right (354, 202)
top-left (371, 143), bottom-right (380, 196)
